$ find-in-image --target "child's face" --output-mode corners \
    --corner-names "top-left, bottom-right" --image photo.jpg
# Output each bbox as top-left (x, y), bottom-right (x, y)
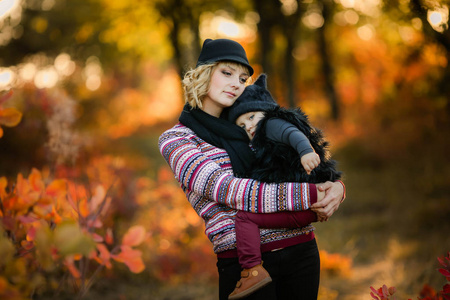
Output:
top-left (235, 111), bottom-right (265, 140)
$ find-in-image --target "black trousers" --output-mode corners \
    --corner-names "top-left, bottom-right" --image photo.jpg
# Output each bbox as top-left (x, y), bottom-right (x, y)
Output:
top-left (217, 238), bottom-right (320, 300)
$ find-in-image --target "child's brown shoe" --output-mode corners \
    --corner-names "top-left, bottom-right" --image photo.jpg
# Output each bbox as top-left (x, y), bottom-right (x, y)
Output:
top-left (228, 264), bottom-right (272, 299)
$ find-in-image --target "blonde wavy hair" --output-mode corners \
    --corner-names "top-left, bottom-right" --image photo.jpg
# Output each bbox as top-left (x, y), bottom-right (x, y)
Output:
top-left (182, 62), bottom-right (251, 109)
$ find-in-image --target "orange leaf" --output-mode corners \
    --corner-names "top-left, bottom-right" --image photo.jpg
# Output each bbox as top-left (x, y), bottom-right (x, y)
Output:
top-left (112, 245), bottom-right (145, 273)
top-left (29, 169), bottom-right (45, 192)
top-left (45, 179), bottom-right (67, 198)
top-left (89, 185), bottom-right (106, 212)
top-left (33, 204), bottom-right (53, 219)
top-left (122, 225), bottom-right (146, 247)
top-left (78, 198), bottom-right (89, 217)
top-left (0, 107), bottom-right (22, 127)
top-left (21, 240), bottom-right (34, 250)
top-left (15, 173), bottom-right (29, 196)
top-left (0, 126), bottom-right (3, 138)
top-left (0, 177), bottom-right (7, 199)
top-left (50, 207), bottom-right (63, 224)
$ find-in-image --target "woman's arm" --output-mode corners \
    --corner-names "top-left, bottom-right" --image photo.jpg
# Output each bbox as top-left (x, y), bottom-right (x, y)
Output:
top-left (159, 128), bottom-right (318, 213)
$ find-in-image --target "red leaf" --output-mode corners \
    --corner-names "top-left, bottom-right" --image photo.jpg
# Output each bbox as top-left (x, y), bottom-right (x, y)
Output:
top-left (96, 243), bottom-right (112, 269)
top-left (439, 268), bottom-right (450, 278)
top-left (105, 228), bottom-right (114, 245)
top-left (26, 226), bottom-right (37, 241)
top-left (64, 258), bottom-right (81, 279)
top-left (92, 233), bottom-right (104, 243)
top-left (0, 90), bottom-right (13, 106)
top-left (382, 285), bottom-right (389, 297)
top-left (18, 215), bottom-right (37, 224)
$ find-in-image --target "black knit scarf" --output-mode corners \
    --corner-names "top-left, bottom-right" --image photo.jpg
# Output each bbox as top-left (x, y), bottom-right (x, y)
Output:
top-left (179, 104), bottom-right (254, 177)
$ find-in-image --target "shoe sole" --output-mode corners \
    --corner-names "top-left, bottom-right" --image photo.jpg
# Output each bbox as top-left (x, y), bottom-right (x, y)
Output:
top-left (228, 277), bottom-right (273, 300)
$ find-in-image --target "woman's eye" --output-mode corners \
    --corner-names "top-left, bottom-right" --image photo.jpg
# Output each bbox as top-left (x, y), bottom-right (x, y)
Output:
top-left (249, 115), bottom-right (254, 120)
top-left (222, 71), bottom-right (231, 76)
top-left (239, 77), bottom-right (247, 84)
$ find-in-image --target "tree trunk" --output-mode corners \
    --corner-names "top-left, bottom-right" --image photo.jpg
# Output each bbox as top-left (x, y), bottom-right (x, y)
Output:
top-left (317, 0), bottom-right (340, 120)
top-left (252, 0), bottom-right (275, 77)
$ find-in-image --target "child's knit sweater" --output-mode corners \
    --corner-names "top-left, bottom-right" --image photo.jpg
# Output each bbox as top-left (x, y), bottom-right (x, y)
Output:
top-left (159, 122), bottom-right (318, 254)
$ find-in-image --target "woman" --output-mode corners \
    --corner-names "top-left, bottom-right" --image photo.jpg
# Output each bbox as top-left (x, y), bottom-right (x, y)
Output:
top-left (158, 38), bottom-right (345, 300)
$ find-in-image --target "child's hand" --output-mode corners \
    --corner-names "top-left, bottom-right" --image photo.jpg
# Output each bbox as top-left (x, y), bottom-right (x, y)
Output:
top-left (301, 152), bottom-right (320, 175)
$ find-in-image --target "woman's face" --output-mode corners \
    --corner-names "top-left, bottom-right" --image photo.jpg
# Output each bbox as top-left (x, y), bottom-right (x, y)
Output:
top-left (202, 63), bottom-right (249, 117)
top-left (235, 111), bottom-right (265, 140)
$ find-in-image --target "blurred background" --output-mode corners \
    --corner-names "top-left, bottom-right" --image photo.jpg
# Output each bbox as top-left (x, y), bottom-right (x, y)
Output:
top-left (0, 0), bottom-right (449, 299)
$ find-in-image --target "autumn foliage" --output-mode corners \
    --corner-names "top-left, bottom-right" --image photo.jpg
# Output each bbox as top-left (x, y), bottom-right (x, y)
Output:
top-left (370, 252), bottom-right (450, 300)
top-left (0, 168), bottom-right (146, 299)
top-left (0, 91), bottom-right (22, 139)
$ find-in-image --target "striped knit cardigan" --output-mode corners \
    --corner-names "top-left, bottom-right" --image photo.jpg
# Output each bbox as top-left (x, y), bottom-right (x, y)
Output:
top-left (158, 122), bottom-right (318, 254)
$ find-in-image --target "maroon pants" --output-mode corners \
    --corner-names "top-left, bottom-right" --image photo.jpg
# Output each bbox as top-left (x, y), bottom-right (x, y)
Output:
top-left (235, 210), bottom-right (317, 269)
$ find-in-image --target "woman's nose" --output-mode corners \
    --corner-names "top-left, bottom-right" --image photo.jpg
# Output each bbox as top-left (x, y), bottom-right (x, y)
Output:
top-left (230, 76), bottom-right (241, 89)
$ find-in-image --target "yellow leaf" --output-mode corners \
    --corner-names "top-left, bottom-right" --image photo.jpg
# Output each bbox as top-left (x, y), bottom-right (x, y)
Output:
top-left (0, 232), bottom-right (14, 266)
top-left (122, 225), bottom-right (146, 247)
top-left (0, 107), bottom-right (22, 127)
top-left (54, 222), bottom-right (95, 256)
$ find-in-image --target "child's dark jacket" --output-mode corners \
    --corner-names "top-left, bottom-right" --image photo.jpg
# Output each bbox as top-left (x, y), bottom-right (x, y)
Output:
top-left (251, 106), bottom-right (342, 184)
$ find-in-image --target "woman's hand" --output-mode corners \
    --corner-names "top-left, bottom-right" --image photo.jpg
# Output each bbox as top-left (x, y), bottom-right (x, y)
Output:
top-left (311, 181), bottom-right (344, 222)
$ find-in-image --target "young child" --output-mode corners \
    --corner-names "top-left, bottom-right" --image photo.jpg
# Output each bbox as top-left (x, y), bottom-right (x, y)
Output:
top-left (223, 74), bottom-right (343, 299)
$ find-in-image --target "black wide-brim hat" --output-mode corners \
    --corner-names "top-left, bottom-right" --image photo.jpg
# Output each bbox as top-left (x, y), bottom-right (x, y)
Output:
top-left (196, 39), bottom-right (254, 76)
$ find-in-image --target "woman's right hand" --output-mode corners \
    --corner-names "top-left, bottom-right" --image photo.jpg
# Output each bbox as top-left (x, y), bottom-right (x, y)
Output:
top-left (315, 187), bottom-right (327, 222)
top-left (312, 181), bottom-right (345, 222)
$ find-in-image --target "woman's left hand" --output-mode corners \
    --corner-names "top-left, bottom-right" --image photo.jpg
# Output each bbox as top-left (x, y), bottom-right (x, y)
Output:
top-left (311, 181), bottom-right (344, 221)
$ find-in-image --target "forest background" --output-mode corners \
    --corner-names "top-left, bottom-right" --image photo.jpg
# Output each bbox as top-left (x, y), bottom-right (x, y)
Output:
top-left (0, 0), bottom-right (449, 299)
